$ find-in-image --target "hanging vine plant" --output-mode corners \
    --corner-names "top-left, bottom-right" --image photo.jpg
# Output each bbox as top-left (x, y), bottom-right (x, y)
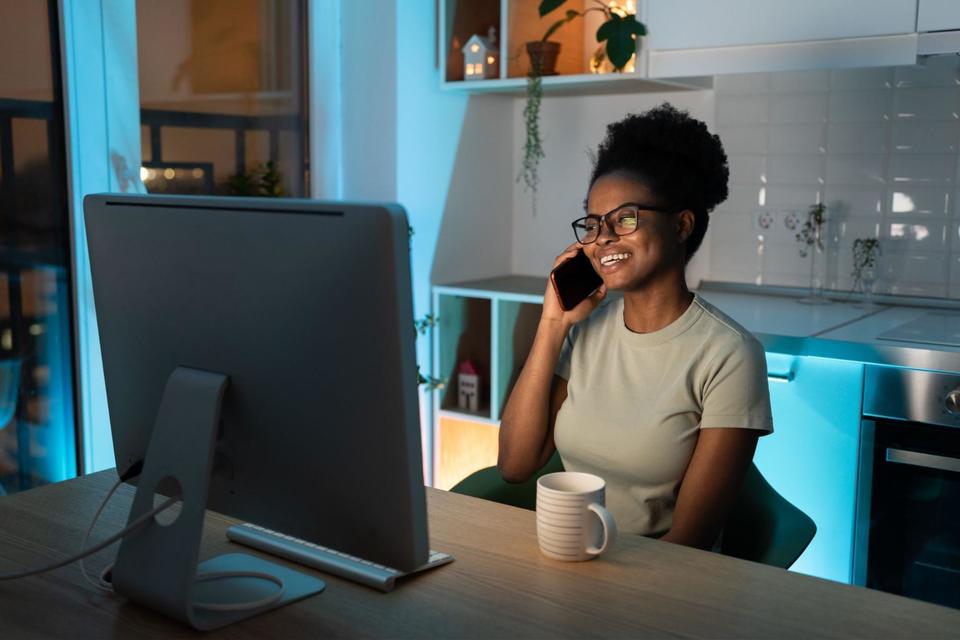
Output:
top-left (518, 0), bottom-right (646, 214)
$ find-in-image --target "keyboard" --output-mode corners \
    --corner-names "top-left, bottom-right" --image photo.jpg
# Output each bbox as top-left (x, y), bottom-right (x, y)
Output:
top-left (226, 522), bottom-right (454, 593)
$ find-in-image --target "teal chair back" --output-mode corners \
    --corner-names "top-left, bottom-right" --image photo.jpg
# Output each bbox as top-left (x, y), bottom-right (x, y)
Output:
top-left (450, 454), bottom-right (816, 570)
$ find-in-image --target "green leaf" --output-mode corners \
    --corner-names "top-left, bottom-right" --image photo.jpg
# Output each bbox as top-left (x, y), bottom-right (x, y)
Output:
top-left (596, 15), bottom-right (643, 70)
top-left (539, 0), bottom-right (567, 17)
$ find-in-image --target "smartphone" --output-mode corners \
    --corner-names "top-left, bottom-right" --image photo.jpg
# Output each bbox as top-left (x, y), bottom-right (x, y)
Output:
top-left (550, 250), bottom-right (603, 312)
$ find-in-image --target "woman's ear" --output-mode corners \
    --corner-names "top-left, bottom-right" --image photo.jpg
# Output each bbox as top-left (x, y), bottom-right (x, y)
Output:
top-left (677, 209), bottom-right (695, 244)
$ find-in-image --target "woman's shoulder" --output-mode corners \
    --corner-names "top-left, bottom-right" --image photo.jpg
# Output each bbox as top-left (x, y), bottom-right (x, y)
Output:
top-left (692, 295), bottom-right (764, 353)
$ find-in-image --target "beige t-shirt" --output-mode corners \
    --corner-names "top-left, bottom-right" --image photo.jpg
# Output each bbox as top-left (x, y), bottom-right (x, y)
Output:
top-left (554, 294), bottom-right (773, 537)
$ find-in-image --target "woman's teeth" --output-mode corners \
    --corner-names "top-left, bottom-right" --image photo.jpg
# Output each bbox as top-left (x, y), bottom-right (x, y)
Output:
top-left (600, 253), bottom-right (629, 266)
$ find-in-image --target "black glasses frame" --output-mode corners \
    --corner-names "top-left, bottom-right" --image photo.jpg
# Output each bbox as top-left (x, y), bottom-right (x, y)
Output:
top-left (571, 202), bottom-right (679, 245)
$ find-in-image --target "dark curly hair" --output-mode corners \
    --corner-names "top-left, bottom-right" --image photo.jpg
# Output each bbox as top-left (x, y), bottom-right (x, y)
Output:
top-left (589, 103), bottom-right (729, 262)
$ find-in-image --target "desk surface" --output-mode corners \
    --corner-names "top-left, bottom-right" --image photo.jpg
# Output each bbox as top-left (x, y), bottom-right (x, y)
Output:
top-left (1, 471), bottom-right (958, 638)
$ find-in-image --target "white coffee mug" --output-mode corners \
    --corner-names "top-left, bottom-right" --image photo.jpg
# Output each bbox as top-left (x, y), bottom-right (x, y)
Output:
top-left (536, 471), bottom-right (617, 561)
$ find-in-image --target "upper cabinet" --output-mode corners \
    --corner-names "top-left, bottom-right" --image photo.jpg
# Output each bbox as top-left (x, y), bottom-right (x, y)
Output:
top-left (917, 0), bottom-right (960, 55)
top-left (918, 0), bottom-right (960, 31)
top-left (647, 0), bottom-right (920, 77)
top-left (648, 0), bottom-right (917, 50)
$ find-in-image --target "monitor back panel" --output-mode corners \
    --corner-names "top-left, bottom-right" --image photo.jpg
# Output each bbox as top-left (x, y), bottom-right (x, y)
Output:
top-left (84, 194), bottom-right (428, 571)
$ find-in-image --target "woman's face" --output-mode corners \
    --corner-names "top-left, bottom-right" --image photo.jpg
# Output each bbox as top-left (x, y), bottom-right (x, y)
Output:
top-left (582, 172), bottom-right (691, 292)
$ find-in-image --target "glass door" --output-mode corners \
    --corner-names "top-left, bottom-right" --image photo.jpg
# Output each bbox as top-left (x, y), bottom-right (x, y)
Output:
top-left (0, 0), bottom-right (77, 494)
top-left (865, 420), bottom-right (960, 609)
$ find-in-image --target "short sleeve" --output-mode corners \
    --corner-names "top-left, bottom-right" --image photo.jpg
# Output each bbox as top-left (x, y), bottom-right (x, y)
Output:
top-left (700, 336), bottom-right (773, 434)
top-left (554, 323), bottom-right (580, 381)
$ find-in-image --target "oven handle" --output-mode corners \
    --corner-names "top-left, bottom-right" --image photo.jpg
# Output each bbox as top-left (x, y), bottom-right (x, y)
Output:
top-left (885, 448), bottom-right (960, 474)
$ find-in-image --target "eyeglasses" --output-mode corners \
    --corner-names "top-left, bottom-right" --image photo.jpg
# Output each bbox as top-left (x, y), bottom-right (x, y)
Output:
top-left (571, 203), bottom-right (678, 245)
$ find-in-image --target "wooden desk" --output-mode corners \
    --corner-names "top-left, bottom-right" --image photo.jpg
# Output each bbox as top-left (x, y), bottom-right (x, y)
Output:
top-left (1, 471), bottom-right (958, 638)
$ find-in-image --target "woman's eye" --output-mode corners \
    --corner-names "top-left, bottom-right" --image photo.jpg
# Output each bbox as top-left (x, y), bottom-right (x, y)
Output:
top-left (618, 215), bottom-right (638, 229)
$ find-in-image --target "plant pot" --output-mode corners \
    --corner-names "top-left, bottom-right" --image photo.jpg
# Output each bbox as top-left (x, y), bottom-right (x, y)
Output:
top-left (526, 41), bottom-right (561, 76)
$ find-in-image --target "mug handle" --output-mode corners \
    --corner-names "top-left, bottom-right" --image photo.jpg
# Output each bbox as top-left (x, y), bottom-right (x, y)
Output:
top-left (585, 503), bottom-right (618, 556)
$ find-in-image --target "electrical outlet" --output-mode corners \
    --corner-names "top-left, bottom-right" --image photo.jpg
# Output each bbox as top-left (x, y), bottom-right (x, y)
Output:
top-left (755, 210), bottom-right (775, 231)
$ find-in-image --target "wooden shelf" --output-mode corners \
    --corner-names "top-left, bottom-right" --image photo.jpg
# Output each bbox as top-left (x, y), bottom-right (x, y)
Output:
top-left (441, 72), bottom-right (711, 96)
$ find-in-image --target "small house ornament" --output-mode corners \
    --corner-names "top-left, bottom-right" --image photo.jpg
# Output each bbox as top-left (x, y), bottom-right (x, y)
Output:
top-left (457, 360), bottom-right (481, 412)
top-left (462, 27), bottom-right (499, 80)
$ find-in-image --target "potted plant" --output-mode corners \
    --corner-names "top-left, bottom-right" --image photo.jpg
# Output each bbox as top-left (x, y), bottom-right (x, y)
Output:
top-left (519, 1), bottom-right (647, 211)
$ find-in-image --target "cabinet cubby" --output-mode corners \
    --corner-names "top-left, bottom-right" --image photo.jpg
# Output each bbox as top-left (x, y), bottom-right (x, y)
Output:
top-left (432, 276), bottom-right (546, 488)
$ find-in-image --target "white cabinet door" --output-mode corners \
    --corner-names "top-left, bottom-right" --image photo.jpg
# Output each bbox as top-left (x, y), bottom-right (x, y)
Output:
top-left (918, 0), bottom-right (960, 31)
top-left (755, 354), bottom-right (864, 584)
top-left (648, 0), bottom-right (918, 50)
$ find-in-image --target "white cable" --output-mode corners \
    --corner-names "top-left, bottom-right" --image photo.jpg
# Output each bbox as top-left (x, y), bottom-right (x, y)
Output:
top-left (38, 475), bottom-right (285, 613)
top-left (0, 483), bottom-right (179, 581)
top-left (80, 477), bottom-right (126, 591)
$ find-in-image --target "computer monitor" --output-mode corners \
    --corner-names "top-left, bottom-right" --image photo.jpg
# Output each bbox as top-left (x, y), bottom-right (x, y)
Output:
top-left (84, 193), bottom-right (428, 576)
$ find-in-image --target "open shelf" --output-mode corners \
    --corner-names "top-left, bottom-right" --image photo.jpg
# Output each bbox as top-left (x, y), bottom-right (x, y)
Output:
top-left (436, 294), bottom-right (492, 419)
top-left (431, 277), bottom-right (549, 487)
top-left (440, 0), bottom-right (712, 95)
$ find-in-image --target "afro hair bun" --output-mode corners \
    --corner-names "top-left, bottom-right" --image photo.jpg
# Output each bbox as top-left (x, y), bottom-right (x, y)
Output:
top-left (590, 103), bottom-right (729, 260)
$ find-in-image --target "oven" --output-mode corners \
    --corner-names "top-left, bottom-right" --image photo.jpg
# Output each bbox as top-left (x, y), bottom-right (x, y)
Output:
top-left (854, 365), bottom-right (960, 608)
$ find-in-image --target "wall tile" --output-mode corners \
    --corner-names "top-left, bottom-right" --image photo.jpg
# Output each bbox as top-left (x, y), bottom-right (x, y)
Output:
top-left (893, 88), bottom-right (960, 120)
top-left (882, 216), bottom-right (949, 252)
top-left (767, 154), bottom-right (825, 185)
top-left (768, 124), bottom-right (826, 154)
top-left (824, 186), bottom-right (884, 216)
top-left (830, 67), bottom-right (893, 91)
top-left (889, 154), bottom-right (956, 184)
top-left (710, 212), bottom-right (757, 246)
top-left (829, 90), bottom-right (892, 123)
top-left (714, 59), bottom-right (960, 300)
top-left (770, 93), bottom-right (828, 124)
top-left (888, 187), bottom-right (952, 216)
top-left (708, 241), bottom-right (763, 284)
top-left (717, 126), bottom-right (767, 154)
top-left (891, 121), bottom-right (960, 154)
top-left (717, 183), bottom-right (765, 212)
top-left (950, 255), bottom-right (960, 293)
top-left (717, 95), bottom-right (769, 125)
top-left (826, 155), bottom-right (886, 185)
top-left (826, 123), bottom-right (889, 154)
top-left (727, 154), bottom-right (767, 185)
top-left (765, 185), bottom-right (822, 207)
top-left (894, 56), bottom-right (960, 89)
top-left (880, 251), bottom-right (949, 285)
top-left (771, 69), bottom-right (830, 93)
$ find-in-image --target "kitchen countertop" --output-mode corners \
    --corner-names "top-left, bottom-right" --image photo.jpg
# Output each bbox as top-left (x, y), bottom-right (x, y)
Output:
top-left (698, 283), bottom-right (960, 373)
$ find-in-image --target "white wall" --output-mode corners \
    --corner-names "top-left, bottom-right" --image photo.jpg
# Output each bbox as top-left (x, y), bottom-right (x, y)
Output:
top-left (509, 90), bottom-right (716, 286)
top-left (711, 58), bottom-right (960, 299)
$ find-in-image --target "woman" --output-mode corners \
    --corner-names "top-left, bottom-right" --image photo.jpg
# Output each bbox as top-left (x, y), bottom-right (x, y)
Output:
top-left (498, 103), bottom-right (773, 550)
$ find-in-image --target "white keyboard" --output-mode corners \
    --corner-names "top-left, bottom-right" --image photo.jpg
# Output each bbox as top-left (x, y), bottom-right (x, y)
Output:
top-left (226, 522), bottom-right (453, 592)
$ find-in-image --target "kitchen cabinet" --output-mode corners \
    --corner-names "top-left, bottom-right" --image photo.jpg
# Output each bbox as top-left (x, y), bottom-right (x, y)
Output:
top-left (648, 0), bottom-right (917, 50)
top-left (438, 0), bottom-right (710, 95)
top-left (758, 353), bottom-right (864, 584)
top-left (917, 0), bottom-right (960, 55)
top-left (918, 0), bottom-right (960, 32)
top-left (647, 0), bottom-right (919, 77)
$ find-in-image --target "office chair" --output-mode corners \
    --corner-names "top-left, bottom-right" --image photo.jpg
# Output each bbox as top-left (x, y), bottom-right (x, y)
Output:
top-left (0, 358), bottom-right (22, 496)
top-left (450, 453), bottom-right (816, 570)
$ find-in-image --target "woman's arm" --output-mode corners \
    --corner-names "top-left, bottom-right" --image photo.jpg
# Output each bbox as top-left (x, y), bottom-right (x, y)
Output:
top-left (659, 427), bottom-right (760, 550)
top-left (498, 245), bottom-right (605, 483)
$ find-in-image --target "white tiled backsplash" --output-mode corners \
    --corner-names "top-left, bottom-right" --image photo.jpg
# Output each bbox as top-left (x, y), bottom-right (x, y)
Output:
top-left (710, 56), bottom-right (960, 300)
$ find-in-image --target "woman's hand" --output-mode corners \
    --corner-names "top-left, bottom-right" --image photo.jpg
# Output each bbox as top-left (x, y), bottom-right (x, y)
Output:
top-left (541, 243), bottom-right (607, 329)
